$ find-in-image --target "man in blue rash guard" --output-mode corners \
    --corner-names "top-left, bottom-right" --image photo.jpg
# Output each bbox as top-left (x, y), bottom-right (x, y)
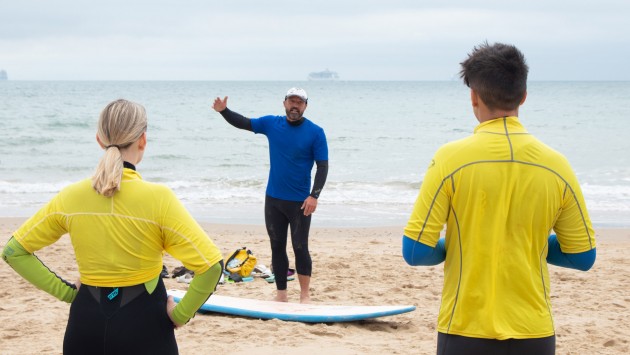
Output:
top-left (212, 88), bottom-right (328, 304)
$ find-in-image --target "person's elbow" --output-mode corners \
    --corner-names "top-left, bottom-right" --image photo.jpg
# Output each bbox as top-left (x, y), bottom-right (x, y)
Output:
top-left (402, 246), bottom-right (416, 266)
top-left (1, 244), bottom-right (10, 264)
top-left (575, 248), bottom-right (597, 271)
top-left (402, 236), bottom-right (420, 265)
top-left (402, 236), bottom-right (445, 266)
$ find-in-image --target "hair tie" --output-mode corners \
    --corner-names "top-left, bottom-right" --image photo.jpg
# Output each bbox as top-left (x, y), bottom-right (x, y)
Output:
top-left (105, 144), bottom-right (120, 150)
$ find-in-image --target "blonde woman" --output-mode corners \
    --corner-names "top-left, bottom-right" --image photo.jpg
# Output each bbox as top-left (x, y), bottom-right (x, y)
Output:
top-left (2, 99), bottom-right (223, 354)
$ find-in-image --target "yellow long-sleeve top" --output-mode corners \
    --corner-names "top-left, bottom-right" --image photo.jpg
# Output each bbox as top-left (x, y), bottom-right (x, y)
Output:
top-left (13, 168), bottom-right (222, 287)
top-left (404, 117), bottom-right (595, 339)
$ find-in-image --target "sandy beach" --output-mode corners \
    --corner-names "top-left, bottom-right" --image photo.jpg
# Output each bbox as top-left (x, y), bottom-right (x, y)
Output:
top-left (1, 217), bottom-right (628, 355)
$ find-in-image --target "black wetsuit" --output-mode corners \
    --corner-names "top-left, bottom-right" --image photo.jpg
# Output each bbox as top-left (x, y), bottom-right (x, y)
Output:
top-left (437, 333), bottom-right (556, 355)
top-left (64, 278), bottom-right (178, 355)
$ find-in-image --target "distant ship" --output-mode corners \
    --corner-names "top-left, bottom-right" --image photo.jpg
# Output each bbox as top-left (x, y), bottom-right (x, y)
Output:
top-left (0, 70), bottom-right (7, 81)
top-left (308, 69), bottom-right (339, 81)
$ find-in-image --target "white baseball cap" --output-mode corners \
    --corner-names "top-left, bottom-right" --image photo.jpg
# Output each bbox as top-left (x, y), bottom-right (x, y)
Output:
top-left (285, 87), bottom-right (308, 103)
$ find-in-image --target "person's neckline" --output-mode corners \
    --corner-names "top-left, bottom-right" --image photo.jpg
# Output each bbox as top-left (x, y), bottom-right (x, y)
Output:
top-left (123, 161), bottom-right (136, 171)
top-left (287, 117), bottom-right (305, 126)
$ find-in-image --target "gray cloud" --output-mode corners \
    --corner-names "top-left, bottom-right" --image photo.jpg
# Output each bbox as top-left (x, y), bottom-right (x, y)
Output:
top-left (1, 1), bottom-right (629, 80)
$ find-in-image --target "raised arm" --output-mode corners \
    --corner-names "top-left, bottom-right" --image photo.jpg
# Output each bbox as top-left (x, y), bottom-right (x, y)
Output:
top-left (212, 96), bottom-right (253, 131)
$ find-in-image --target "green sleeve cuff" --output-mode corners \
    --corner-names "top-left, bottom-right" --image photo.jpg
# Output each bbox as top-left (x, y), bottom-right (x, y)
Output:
top-left (171, 262), bottom-right (222, 325)
top-left (2, 237), bottom-right (78, 303)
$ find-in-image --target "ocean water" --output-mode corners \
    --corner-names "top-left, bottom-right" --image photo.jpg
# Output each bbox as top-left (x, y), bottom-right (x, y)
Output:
top-left (1, 81), bottom-right (629, 227)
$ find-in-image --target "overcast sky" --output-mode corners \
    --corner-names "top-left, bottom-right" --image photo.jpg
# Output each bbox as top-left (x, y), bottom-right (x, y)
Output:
top-left (1, 1), bottom-right (629, 81)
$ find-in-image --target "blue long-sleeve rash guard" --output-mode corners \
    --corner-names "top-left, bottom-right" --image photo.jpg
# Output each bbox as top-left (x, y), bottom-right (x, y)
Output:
top-left (402, 237), bottom-right (446, 266)
top-left (402, 234), bottom-right (595, 271)
top-left (546, 234), bottom-right (596, 271)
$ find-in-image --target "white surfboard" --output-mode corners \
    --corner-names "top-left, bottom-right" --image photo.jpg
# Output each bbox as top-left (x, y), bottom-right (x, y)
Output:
top-left (168, 289), bottom-right (416, 323)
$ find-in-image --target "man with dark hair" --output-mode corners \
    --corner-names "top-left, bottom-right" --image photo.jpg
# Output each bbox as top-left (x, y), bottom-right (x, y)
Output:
top-left (402, 42), bottom-right (596, 354)
top-left (212, 88), bottom-right (328, 304)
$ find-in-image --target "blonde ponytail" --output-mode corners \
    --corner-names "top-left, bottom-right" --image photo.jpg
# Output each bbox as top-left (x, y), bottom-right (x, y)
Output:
top-left (92, 99), bottom-right (147, 197)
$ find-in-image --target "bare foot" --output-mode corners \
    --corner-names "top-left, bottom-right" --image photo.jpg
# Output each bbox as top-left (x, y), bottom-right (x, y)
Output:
top-left (300, 295), bottom-right (311, 304)
top-left (274, 290), bottom-right (288, 302)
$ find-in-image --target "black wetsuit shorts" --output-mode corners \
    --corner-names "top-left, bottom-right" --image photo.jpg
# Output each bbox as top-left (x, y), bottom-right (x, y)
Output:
top-left (63, 277), bottom-right (177, 355)
top-left (437, 332), bottom-right (556, 355)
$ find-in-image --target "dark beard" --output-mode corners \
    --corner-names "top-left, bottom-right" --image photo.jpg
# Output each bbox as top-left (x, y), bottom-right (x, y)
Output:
top-left (286, 109), bottom-right (303, 121)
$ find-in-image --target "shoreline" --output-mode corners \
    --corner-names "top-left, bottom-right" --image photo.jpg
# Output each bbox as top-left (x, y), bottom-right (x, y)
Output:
top-left (3, 215), bottom-right (627, 238)
top-left (1, 217), bottom-right (629, 354)
top-left (1, 212), bottom-right (628, 230)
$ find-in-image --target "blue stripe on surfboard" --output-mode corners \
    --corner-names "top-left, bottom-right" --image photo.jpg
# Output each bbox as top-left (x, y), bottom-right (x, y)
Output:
top-left (170, 294), bottom-right (416, 323)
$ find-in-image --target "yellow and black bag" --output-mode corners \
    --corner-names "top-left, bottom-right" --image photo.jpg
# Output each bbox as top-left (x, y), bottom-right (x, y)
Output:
top-left (224, 247), bottom-right (257, 277)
